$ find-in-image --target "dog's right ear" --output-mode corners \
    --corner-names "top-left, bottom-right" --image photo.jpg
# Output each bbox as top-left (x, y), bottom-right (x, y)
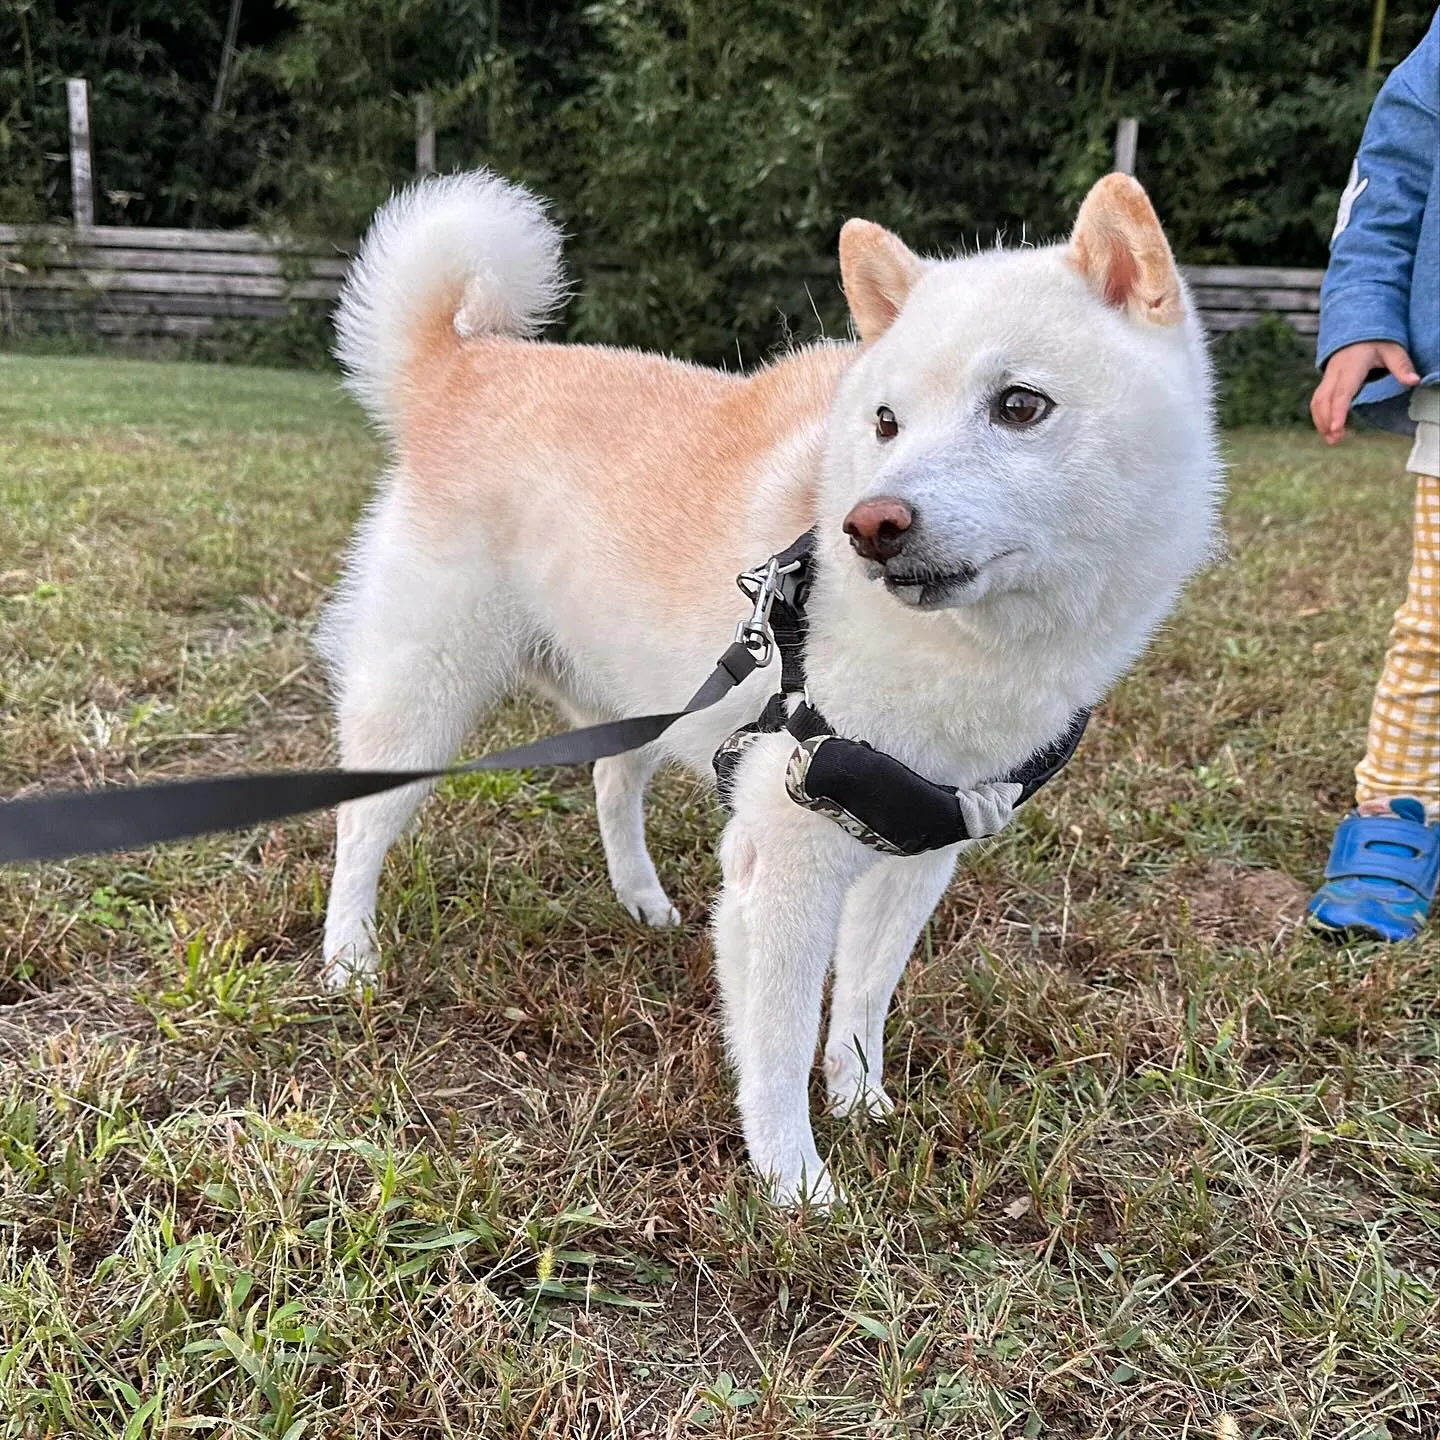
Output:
top-left (839, 220), bottom-right (925, 342)
top-left (1067, 174), bottom-right (1184, 326)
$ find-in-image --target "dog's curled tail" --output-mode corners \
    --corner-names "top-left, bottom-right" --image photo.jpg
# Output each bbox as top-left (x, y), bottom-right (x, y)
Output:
top-left (333, 169), bottom-right (566, 429)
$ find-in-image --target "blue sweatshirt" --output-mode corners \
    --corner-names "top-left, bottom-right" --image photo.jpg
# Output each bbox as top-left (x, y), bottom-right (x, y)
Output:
top-left (1316, 11), bottom-right (1440, 434)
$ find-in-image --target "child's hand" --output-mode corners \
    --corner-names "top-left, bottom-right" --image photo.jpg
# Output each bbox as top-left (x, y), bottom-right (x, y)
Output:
top-left (1310, 340), bottom-right (1420, 444)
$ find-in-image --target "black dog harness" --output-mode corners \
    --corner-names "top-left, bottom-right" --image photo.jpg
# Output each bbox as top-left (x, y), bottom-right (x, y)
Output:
top-left (713, 530), bottom-right (1091, 856)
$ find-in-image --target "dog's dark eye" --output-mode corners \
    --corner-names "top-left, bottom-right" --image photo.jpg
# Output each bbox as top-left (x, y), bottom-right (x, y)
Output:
top-left (875, 405), bottom-right (899, 441)
top-left (993, 387), bottom-right (1053, 427)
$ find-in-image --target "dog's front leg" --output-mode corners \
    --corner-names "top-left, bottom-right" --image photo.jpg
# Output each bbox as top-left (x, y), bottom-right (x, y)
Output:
top-left (713, 740), bottom-right (874, 1204)
top-left (824, 845), bottom-right (960, 1119)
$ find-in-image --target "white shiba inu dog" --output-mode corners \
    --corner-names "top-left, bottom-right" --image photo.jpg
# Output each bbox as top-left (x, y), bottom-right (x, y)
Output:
top-left (319, 169), bottom-right (1220, 1202)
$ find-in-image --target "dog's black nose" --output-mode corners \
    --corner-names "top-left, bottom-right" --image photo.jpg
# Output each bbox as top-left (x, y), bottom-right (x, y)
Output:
top-left (844, 497), bottom-right (912, 562)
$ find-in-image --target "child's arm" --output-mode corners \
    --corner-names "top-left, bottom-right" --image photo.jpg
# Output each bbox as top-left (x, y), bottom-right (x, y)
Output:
top-left (1312, 21), bottom-right (1437, 442)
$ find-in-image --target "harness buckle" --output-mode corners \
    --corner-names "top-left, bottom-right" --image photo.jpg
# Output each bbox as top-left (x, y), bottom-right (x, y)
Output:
top-left (733, 552), bottom-right (804, 667)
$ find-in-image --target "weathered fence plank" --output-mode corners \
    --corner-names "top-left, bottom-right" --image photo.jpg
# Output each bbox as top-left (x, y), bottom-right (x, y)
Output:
top-left (1188, 286), bottom-right (1321, 311)
top-left (12, 270), bottom-right (338, 300)
top-left (1203, 310), bottom-right (1319, 334)
top-left (7, 248), bottom-right (350, 279)
top-left (0, 223), bottom-right (344, 255)
top-left (95, 313), bottom-right (221, 339)
top-left (15, 291), bottom-right (296, 320)
top-left (1184, 265), bottom-right (1325, 289)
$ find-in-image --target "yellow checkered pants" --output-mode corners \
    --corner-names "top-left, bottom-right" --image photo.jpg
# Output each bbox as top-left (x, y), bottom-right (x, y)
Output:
top-left (1354, 468), bottom-right (1440, 820)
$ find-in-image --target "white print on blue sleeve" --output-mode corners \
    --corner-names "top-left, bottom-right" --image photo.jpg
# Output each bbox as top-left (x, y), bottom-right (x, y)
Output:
top-left (1331, 160), bottom-right (1370, 245)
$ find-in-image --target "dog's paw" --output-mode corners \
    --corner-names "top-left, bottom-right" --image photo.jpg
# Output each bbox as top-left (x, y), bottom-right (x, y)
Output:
top-left (768, 1165), bottom-right (843, 1209)
top-left (618, 886), bottom-right (681, 929)
top-left (319, 938), bottom-right (379, 993)
top-left (824, 1050), bottom-right (894, 1120)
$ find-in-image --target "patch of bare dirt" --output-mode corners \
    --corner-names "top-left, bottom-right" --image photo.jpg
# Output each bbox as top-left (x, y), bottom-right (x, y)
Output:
top-left (1184, 861), bottom-right (1309, 944)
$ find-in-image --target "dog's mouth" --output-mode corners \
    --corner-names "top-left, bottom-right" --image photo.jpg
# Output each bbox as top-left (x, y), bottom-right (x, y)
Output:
top-left (876, 551), bottom-right (1019, 609)
top-left (882, 567), bottom-right (977, 609)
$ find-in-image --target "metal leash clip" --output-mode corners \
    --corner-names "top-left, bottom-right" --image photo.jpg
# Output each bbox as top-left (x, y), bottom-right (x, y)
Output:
top-left (734, 553), bottom-right (803, 667)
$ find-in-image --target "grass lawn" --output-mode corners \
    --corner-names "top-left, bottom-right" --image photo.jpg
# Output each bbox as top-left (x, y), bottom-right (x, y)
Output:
top-left (1, 352), bottom-right (1437, 1438)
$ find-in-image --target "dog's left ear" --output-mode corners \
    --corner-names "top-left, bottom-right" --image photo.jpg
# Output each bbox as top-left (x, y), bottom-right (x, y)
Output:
top-left (839, 220), bottom-right (925, 342)
top-left (1067, 174), bottom-right (1184, 326)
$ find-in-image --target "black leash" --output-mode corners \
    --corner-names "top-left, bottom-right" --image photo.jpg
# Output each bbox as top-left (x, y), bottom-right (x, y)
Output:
top-left (1, 532), bottom-right (824, 867)
top-left (0, 639), bottom-right (762, 867)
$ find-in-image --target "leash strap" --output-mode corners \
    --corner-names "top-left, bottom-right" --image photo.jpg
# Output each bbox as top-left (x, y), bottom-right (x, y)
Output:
top-left (0, 642), bottom-right (760, 866)
top-left (2, 519), bottom-right (1095, 867)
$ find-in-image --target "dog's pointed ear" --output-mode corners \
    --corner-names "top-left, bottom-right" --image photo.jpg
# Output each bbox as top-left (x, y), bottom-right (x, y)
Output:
top-left (1067, 174), bottom-right (1184, 326)
top-left (839, 219), bottom-right (925, 342)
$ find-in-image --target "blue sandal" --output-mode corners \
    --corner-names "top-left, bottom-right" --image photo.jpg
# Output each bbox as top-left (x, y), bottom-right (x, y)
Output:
top-left (1307, 798), bottom-right (1439, 942)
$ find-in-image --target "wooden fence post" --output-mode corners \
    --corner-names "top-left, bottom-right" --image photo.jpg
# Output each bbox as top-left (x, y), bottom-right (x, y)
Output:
top-left (66, 78), bottom-right (95, 227)
top-left (211, 0), bottom-right (244, 114)
top-left (1113, 117), bottom-right (1139, 176)
top-left (1367, 0), bottom-right (1387, 70)
top-left (415, 95), bottom-right (435, 175)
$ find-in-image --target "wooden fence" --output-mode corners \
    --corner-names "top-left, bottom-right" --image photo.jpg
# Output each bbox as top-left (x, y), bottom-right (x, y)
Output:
top-left (0, 223), bottom-right (1322, 344)
top-left (1183, 266), bottom-right (1321, 335)
top-left (0, 224), bottom-right (346, 342)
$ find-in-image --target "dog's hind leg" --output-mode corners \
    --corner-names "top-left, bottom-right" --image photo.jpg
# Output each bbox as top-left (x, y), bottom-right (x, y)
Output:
top-left (824, 846), bottom-right (959, 1119)
top-left (533, 677), bottom-right (678, 929)
top-left (320, 512), bottom-right (520, 987)
top-left (593, 748), bottom-right (680, 928)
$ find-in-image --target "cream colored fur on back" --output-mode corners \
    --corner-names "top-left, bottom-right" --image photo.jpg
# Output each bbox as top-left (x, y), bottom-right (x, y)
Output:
top-left (320, 168), bottom-right (1221, 1205)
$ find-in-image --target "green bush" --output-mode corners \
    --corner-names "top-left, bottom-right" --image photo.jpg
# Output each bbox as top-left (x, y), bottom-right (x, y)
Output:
top-left (1211, 315), bottom-right (1317, 428)
top-left (207, 305), bottom-right (336, 372)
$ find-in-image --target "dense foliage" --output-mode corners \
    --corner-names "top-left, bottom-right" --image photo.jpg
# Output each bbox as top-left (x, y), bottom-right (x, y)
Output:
top-left (1210, 315), bottom-right (1321, 428)
top-left (2, 0), bottom-right (1432, 361)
